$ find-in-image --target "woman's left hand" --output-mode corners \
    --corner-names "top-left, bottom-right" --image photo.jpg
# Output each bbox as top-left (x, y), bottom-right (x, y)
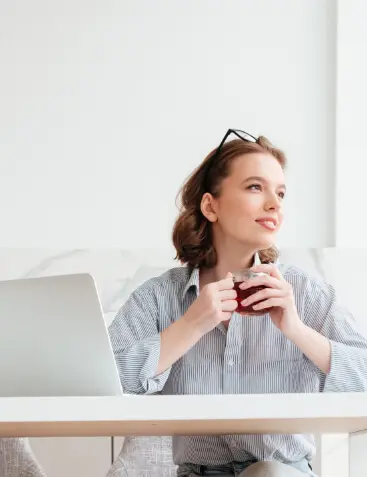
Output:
top-left (239, 263), bottom-right (301, 335)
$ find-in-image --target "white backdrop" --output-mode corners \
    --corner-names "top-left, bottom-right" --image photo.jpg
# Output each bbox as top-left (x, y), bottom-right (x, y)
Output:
top-left (336, 0), bottom-right (367, 247)
top-left (0, 0), bottom-right (336, 248)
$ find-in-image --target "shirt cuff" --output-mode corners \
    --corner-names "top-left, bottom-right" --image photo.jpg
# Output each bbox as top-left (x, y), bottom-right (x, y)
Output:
top-left (324, 340), bottom-right (367, 392)
top-left (138, 334), bottom-right (171, 394)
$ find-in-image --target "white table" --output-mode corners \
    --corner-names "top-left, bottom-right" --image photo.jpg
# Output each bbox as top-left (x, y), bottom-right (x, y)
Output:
top-left (0, 393), bottom-right (366, 437)
top-left (1, 393), bottom-right (366, 477)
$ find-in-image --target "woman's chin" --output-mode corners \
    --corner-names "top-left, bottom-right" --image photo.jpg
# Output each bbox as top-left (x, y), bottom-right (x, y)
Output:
top-left (231, 230), bottom-right (276, 250)
top-left (247, 234), bottom-right (275, 250)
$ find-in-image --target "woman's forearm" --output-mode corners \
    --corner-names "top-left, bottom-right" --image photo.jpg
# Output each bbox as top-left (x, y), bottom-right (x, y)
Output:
top-left (285, 321), bottom-right (331, 374)
top-left (156, 315), bottom-right (206, 375)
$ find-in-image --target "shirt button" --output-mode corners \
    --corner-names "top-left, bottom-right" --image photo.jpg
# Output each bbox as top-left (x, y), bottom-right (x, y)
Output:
top-left (228, 359), bottom-right (234, 366)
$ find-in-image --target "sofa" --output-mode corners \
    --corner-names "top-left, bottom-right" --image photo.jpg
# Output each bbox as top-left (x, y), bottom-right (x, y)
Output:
top-left (0, 439), bottom-right (47, 477)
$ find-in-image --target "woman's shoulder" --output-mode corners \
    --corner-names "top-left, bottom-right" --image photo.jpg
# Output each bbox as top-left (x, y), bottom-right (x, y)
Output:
top-left (277, 262), bottom-right (333, 297)
top-left (129, 266), bottom-right (191, 297)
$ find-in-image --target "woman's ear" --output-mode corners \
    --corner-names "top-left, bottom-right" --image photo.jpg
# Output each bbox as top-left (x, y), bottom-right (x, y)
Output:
top-left (200, 193), bottom-right (218, 223)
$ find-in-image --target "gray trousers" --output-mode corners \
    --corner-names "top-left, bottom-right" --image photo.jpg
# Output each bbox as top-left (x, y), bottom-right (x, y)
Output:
top-left (238, 462), bottom-right (313, 476)
top-left (178, 461), bottom-right (316, 477)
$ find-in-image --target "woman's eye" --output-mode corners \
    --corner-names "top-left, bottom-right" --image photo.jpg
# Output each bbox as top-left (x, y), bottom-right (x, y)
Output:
top-left (247, 184), bottom-right (286, 199)
top-left (247, 184), bottom-right (261, 191)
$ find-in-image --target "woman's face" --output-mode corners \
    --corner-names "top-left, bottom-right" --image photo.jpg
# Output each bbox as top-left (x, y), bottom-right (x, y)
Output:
top-left (201, 153), bottom-right (286, 251)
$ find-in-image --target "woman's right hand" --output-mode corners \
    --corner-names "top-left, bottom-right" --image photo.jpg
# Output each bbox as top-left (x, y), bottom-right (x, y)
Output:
top-left (183, 272), bottom-right (237, 334)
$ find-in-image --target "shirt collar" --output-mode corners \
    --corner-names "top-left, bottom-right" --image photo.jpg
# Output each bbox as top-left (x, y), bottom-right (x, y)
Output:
top-left (181, 252), bottom-right (263, 301)
top-left (182, 267), bottom-right (200, 300)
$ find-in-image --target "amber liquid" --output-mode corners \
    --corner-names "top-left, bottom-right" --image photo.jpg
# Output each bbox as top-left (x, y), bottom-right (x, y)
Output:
top-left (233, 282), bottom-right (273, 316)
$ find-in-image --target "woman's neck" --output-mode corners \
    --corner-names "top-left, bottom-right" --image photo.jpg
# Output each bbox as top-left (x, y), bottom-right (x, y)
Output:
top-left (213, 252), bottom-right (255, 281)
top-left (200, 243), bottom-right (258, 288)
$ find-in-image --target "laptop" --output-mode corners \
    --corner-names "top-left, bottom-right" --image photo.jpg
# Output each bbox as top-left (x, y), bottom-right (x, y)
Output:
top-left (0, 273), bottom-right (123, 397)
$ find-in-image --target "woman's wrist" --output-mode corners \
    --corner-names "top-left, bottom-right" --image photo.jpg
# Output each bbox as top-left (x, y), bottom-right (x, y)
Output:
top-left (284, 319), bottom-right (331, 374)
top-left (181, 310), bottom-right (215, 336)
top-left (282, 316), bottom-right (306, 341)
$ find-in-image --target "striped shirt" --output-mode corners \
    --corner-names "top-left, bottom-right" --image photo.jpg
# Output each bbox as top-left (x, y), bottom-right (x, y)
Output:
top-left (108, 264), bottom-right (367, 466)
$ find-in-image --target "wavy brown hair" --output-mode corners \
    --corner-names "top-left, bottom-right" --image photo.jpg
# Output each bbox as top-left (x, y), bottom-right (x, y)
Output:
top-left (172, 136), bottom-right (287, 269)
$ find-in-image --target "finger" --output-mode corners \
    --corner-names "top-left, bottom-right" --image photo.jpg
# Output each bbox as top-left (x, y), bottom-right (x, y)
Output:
top-left (242, 288), bottom-right (285, 307)
top-left (239, 274), bottom-right (281, 290)
top-left (216, 273), bottom-right (234, 291)
top-left (252, 298), bottom-right (284, 310)
top-left (221, 299), bottom-right (238, 312)
top-left (250, 264), bottom-right (283, 280)
top-left (220, 311), bottom-right (232, 321)
top-left (219, 289), bottom-right (237, 301)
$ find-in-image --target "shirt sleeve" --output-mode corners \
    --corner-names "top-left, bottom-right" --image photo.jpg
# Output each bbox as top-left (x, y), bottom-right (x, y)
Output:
top-left (108, 283), bottom-right (171, 395)
top-left (304, 277), bottom-right (367, 392)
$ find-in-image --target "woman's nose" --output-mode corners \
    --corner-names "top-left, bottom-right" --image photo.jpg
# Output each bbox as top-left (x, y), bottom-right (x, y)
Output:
top-left (265, 194), bottom-right (281, 211)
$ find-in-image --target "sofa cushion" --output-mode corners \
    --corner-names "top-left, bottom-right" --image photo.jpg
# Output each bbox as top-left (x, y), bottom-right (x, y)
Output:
top-left (108, 436), bottom-right (176, 477)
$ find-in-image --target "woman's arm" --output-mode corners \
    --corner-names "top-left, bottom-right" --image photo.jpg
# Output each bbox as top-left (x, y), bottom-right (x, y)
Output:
top-left (283, 321), bottom-right (331, 374)
top-left (108, 284), bottom-right (171, 395)
top-left (302, 278), bottom-right (367, 392)
top-left (242, 264), bottom-right (367, 391)
top-left (109, 274), bottom-right (237, 394)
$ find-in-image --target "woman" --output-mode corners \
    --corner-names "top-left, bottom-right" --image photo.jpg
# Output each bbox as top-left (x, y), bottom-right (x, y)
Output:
top-left (109, 129), bottom-right (367, 477)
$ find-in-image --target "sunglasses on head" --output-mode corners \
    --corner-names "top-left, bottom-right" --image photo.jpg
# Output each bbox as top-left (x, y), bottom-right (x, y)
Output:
top-left (204, 128), bottom-right (258, 191)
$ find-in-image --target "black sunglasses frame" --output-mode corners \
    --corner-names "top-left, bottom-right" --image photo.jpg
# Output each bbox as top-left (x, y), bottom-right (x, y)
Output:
top-left (204, 128), bottom-right (258, 192)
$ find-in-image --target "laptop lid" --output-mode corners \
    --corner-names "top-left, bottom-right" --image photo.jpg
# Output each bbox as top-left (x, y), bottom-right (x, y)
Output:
top-left (0, 273), bottom-right (123, 397)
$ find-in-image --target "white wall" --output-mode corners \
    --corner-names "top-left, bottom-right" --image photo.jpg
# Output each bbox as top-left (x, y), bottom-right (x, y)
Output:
top-left (335, 2), bottom-right (367, 474)
top-left (0, 0), bottom-right (336, 249)
top-left (335, 0), bottom-right (367, 247)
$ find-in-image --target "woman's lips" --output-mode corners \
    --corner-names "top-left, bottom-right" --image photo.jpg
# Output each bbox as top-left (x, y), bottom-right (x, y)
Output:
top-left (256, 219), bottom-right (277, 231)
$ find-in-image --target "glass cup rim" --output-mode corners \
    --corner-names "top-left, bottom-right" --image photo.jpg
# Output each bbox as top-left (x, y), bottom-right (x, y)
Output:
top-left (232, 269), bottom-right (268, 281)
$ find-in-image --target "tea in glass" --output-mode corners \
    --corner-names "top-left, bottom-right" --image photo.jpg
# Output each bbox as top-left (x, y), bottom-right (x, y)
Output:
top-left (232, 269), bottom-right (273, 316)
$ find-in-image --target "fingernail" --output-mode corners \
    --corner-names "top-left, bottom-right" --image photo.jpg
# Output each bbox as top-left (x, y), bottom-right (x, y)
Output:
top-left (241, 299), bottom-right (248, 306)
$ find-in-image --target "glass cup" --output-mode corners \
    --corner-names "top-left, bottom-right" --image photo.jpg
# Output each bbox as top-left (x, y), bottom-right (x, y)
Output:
top-left (232, 269), bottom-right (272, 316)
